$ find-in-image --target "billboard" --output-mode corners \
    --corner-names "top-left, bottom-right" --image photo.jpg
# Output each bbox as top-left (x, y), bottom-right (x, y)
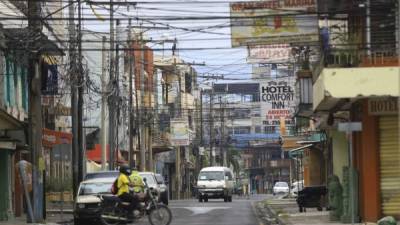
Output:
top-left (170, 120), bottom-right (190, 146)
top-left (259, 77), bottom-right (296, 128)
top-left (230, 0), bottom-right (318, 47)
top-left (248, 44), bottom-right (292, 64)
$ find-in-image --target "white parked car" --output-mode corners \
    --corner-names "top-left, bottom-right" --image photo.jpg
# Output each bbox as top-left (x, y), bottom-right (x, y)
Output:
top-left (197, 167), bottom-right (234, 202)
top-left (290, 180), bottom-right (304, 197)
top-left (74, 177), bottom-right (115, 225)
top-left (273, 182), bottom-right (289, 195)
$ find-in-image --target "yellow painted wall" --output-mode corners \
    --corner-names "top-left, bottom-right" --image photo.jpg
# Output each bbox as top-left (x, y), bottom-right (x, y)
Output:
top-left (331, 130), bottom-right (349, 184)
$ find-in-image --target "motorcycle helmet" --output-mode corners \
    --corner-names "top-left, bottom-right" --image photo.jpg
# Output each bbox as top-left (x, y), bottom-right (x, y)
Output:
top-left (119, 164), bottom-right (131, 176)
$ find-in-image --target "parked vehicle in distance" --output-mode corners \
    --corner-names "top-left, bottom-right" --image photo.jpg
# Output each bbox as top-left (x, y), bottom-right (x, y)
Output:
top-left (155, 173), bottom-right (169, 205)
top-left (273, 182), bottom-right (289, 195)
top-left (138, 172), bottom-right (161, 202)
top-left (197, 167), bottom-right (234, 202)
top-left (290, 180), bottom-right (304, 197)
top-left (84, 171), bottom-right (119, 180)
top-left (74, 177), bottom-right (115, 225)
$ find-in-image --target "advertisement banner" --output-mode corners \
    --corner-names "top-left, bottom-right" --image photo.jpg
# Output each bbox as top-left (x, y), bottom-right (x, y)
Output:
top-left (248, 44), bottom-right (292, 63)
top-left (170, 120), bottom-right (190, 146)
top-left (259, 77), bottom-right (296, 128)
top-left (230, 0), bottom-right (318, 47)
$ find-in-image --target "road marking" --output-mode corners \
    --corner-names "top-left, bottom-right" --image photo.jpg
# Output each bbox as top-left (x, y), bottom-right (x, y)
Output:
top-left (171, 206), bottom-right (231, 215)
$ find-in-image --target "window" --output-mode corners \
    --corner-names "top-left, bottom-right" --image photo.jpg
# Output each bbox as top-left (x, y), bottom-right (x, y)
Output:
top-left (255, 126), bottom-right (262, 133)
top-left (225, 172), bottom-right (233, 180)
top-left (264, 126), bottom-right (276, 134)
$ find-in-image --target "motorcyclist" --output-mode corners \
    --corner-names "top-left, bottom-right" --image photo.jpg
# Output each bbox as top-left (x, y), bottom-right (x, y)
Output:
top-left (116, 164), bottom-right (139, 219)
top-left (129, 166), bottom-right (145, 194)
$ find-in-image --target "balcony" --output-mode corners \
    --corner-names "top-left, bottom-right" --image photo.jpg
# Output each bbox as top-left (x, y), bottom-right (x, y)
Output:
top-left (312, 48), bottom-right (399, 112)
top-left (269, 159), bottom-right (291, 168)
top-left (313, 48), bottom-right (399, 81)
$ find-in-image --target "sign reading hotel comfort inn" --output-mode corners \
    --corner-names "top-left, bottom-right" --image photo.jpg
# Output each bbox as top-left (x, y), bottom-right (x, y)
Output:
top-left (368, 98), bottom-right (398, 115)
top-left (230, 0), bottom-right (318, 47)
top-left (259, 77), bottom-right (296, 126)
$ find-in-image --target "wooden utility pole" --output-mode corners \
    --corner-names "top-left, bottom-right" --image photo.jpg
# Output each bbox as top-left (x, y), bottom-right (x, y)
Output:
top-left (101, 36), bottom-right (107, 170)
top-left (139, 32), bottom-right (146, 171)
top-left (108, 0), bottom-right (116, 170)
top-left (209, 86), bottom-right (214, 166)
top-left (128, 19), bottom-right (135, 168)
top-left (28, 0), bottom-right (43, 221)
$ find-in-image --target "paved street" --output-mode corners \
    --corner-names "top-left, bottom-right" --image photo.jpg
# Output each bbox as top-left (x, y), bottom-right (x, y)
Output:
top-left (158, 195), bottom-right (266, 225)
top-left (128, 195), bottom-right (267, 225)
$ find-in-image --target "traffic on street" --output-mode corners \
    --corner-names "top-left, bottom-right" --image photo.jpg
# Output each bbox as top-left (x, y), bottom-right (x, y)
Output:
top-left (0, 0), bottom-right (398, 225)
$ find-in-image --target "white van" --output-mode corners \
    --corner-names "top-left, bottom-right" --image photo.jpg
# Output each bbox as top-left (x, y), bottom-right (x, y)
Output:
top-left (197, 167), bottom-right (234, 202)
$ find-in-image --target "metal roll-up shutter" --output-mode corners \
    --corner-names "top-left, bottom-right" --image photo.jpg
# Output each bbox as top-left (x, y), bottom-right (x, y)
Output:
top-left (379, 116), bottom-right (400, 218)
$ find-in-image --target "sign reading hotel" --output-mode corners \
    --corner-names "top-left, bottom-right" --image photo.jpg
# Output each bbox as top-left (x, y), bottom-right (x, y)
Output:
top-left (368, 98), bottom-right (398, 115)
top-left (260, 77), bottom-right (296, 126)
top-left (248, 44), bottom-right (292, 63)
top-left (230, 0), bottom-right (318, 47)
top-left (170, 120), bottom-right (190, 146)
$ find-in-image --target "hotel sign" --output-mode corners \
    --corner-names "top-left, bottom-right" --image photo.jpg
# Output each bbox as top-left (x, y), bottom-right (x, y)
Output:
top-left (368, 98), bottom-right (398, 115)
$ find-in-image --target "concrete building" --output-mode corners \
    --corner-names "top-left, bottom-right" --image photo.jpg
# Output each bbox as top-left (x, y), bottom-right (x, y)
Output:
top-left (293, 0), bottom-right (399, 222)
top-left (203, 83), bottom-right (289, 194)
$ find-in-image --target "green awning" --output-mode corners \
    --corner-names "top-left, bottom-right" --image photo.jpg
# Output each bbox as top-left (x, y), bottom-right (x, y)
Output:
top-left (289, 144), bottom-right (313, 158)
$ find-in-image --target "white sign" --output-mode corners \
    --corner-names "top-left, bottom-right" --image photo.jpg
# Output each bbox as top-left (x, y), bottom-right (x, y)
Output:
top-left (230, 0), bottom-right (318, 47)
top-left (248, 44), bottom-right (292, 63)
top-left (199, 147), bottom-right (205, 156)
top-left (170, 120), bottom-right (190, 146)
top-left (338, 122), bottom-right (362, 132)
top-left (259, 77), bottom-right (296, 127)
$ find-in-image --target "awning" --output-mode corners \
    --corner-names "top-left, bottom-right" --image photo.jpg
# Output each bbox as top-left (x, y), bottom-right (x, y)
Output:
top-left (313, 67), bottom-right (399, 111)
top-left (288, 144), bottom-right (313, 158)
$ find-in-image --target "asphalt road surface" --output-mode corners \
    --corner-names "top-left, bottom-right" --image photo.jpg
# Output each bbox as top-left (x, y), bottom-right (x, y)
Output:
top-left (62, 195), bottom-right (268, 225)
top-left (134, 195), bottom-right (267, 225)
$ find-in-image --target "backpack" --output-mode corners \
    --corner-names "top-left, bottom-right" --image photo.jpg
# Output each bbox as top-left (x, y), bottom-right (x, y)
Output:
top-left (111, 178), bottom-right (119, 195)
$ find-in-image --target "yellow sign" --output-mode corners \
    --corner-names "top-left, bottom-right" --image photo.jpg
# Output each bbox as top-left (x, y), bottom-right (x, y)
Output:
top-left (230, 0), bottom-right (318, 47)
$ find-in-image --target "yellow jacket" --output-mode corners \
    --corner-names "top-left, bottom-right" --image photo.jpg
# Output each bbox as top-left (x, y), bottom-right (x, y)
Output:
top-left (129, 171), bottom-right (144, 193)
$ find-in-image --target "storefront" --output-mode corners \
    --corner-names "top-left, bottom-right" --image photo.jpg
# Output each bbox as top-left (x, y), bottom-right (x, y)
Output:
top-left (355, 98), bottom-right (399, 221)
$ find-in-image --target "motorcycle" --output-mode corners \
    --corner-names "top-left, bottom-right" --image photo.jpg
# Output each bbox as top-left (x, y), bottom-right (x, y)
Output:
top-left (99, 178), bottom-right (172, 225)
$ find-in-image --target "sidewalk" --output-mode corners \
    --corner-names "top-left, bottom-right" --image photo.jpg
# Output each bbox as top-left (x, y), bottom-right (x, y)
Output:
top-left (0, 213), bottom-right (73, 225)
top-left (255, 197), bottom-right (380, 225)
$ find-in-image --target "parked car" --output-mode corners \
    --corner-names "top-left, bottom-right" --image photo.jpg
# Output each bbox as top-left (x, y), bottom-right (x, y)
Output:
top-left (290, 180), bottom-right (304, 197)
top-left (138, 172), bottom-right (161, 203)
top-left (273, 182), bottom-right (289, 195)
top-left (155, 173), bottom-right (169, 205)
top-left (83, 171), bottom-right (119, 180)
top-left (73, 177), bottom-right (115, 225)
top-left (197, 167), bottom-right (234, 202)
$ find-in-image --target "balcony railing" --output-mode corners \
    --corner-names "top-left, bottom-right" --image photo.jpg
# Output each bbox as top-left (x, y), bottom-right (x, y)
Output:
top-left (312, 48), bottom-right (399, 80)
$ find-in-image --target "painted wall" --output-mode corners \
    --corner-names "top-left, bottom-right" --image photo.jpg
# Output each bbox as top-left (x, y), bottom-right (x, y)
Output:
top-left (331, 130), bottom-right (348, 184)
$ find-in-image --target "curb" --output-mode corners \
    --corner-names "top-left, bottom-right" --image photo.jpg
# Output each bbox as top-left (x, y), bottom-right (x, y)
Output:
top-left (251, 201), bottom-right (266, 225)
top-left (264, 203), bottom-right (288, 225)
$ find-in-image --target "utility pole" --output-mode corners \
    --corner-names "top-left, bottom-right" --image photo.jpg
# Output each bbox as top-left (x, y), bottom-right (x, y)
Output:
top-left (199, 89), bottom-right (203, 169)
top-left (209, 86), bottom-right (214, 166)
top-left (68, 0), bottom-right (79, 200)
top-left (101, 36), bottom-right (107, 170)
top-left (219, 96), bottom-right (226, 166)
top-left (115, 19), bottom-right (120, 162)
top-left (108, 0), bottom-right (115, 170)
top-left (139, 31), bottom-right (146, 171)
top-left (77, 0), bottom-right (84, 186)
top-left (28, 0), bottom-right (44, 219)
top-left (128, 19), bottom-right (135, 168)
